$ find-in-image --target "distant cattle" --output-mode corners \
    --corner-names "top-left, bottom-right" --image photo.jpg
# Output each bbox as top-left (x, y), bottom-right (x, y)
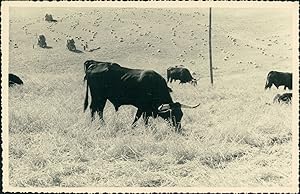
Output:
top-left (37, 35), bottom-right (47, 48)
top-left (265, 71), bottom-right (292, 90)
top-left (273, 93), bottom-right (292, 104)
top-left (9, 73), bottom-right (23, 87)
top-left (45, 14), bottom-right (57, 22)
top-left (66, 38), bottom-right (76, 51)
top-left (167, 66), bottom-right (198, 86)
top-left (83, 60), bottom-right (200, 131)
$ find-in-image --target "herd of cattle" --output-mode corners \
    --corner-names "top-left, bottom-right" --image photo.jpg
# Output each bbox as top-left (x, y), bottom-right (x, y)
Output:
top-left (8, 12), bottom-right (293, 131)
top-left (9, 59), bottom-right (293, 131)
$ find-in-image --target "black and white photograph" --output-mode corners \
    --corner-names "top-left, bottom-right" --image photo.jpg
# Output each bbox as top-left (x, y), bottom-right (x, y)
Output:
top-left (1, 1), bottom-right (299, 193)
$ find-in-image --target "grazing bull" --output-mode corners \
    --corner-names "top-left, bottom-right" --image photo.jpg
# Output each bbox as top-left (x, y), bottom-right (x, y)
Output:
top-left (83, 60), bottom-right (200, 130)
top-left (9, 73), bottom-right (23, 87)
top-left (167, 66), bottom-right (198, 86)
top-left (265, 71), bottom-right (292, 90)
top-left (273, 93), bottom-right (292, 104)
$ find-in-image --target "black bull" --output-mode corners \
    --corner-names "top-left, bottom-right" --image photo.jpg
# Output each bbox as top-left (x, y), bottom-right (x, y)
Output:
top-left (83, 60), bottom-right (200, 130)
top-left (265, 71), bottom-right (292, 90)
top-left (167, 66), bottom-right (198, 86)
top-left (9, 73), bottom-right (23, 87)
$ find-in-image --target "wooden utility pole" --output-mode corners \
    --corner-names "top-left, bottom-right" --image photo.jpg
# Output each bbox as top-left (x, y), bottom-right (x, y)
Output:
top-left (208, 7), bottom-right (213, 85)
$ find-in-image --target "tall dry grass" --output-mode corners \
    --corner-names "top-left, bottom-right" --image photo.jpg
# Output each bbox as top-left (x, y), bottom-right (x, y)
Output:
top-left (9, 71), bottom-right (292, 187)
top-left (7, 7), bottom-right (293, 188)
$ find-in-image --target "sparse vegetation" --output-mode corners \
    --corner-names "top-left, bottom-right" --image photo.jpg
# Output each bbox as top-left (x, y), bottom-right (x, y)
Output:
top-left (8, 7), bottom-right (293, 187)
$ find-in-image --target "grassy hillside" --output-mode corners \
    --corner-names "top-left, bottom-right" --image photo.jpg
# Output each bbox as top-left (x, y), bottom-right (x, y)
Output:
top-left (8, 7), bottom-right (293, 187)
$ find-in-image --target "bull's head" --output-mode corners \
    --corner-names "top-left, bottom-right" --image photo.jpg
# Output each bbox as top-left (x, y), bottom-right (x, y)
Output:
top-left (158, 102), bottom-right (200, 131)
top-left (190, 78), bottom-right (197, 86)
top-left (191, 73), bottom-right (201, 86)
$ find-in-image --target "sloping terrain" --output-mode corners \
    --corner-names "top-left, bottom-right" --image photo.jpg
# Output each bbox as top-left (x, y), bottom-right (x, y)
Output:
top-left (8, 7), bottom-right (293, 187)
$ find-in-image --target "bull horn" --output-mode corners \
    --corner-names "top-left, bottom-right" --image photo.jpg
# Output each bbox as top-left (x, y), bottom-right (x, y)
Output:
top-left (180, 103), bottom-right (200, 109)
top-left (158, 104), bottom-right (171, 112)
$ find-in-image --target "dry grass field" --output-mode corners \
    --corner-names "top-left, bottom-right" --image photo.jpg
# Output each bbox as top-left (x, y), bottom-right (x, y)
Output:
top-left (7, 7), bottom-right (294, 187)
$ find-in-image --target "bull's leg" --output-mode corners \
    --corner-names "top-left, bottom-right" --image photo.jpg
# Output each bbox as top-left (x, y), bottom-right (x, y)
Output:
top-left (143, 112), bottom-right (152, 125)
top-left (143, 113), bottom-right (149, 125)
top-left (142, 112), bottom-right (158, 126)
top-left (90, 100), bottom-right (97, 121)
top-left (97, 111), bottom-right (104, 123)
top-left (132, 109), bottom-right (143, 127)
top-left (91, 110), bottom-right (96, 121)
top-left (96, 99), bottom-right (107, 122)
top-left (152, 112), bottom-right (158, 119)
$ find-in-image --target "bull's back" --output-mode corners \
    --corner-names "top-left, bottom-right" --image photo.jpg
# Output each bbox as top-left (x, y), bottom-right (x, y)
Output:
top-left (168, 68), bottom-right (181, 79)
top-left (122, 69), bottom-right (165, 90)
top-left (181, 68), bottom-right (193, 79)
top-left (124, 69), bottom-right (172, 103)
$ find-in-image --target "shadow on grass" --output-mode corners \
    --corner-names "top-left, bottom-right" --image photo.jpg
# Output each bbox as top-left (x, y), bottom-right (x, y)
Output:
top-left (44, 46), bottom-right (53, 49)
top-left (86, 47), bottom-right (101, 52)
top-left (70, 49), bottom-right (84, 53)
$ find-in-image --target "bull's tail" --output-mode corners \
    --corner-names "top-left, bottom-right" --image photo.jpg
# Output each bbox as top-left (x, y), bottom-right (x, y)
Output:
top-left (84, 79), bottom-right (89, 112)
